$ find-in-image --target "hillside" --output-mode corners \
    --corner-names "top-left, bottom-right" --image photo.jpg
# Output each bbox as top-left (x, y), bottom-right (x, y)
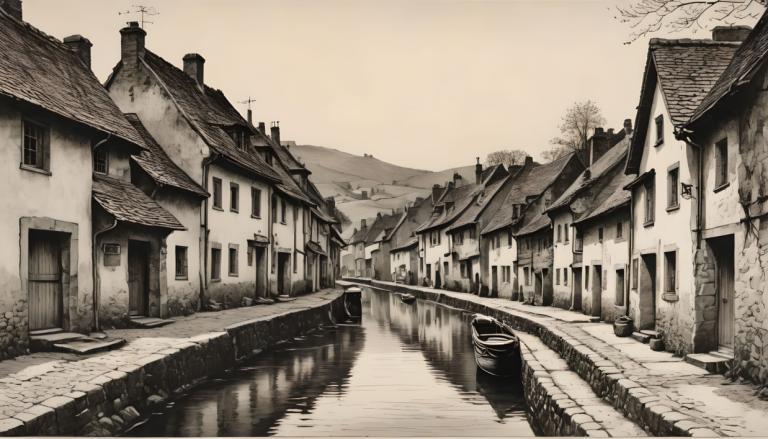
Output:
top-left (394, 165), bottom-right (476, 189)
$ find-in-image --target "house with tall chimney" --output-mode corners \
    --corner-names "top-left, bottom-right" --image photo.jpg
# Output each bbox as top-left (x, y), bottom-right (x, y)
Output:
top-left (0, 0), bottom-right (193, 356)
top-left (623, 29), bottom-right (743, 355)
top-left (481, 153), bottom-right (583, 303)
top-left (545, 122), bottom-right (634, 322)
top-left (678, 21), bottom-right (768, 381)
top-left (106, 22), bottom-right (284, 307)
top-left (385, 194), bottom-right (441, 284)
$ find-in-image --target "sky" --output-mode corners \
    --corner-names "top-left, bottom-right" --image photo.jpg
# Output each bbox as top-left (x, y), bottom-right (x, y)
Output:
top-left (24, 0), bottom-right (760, 172)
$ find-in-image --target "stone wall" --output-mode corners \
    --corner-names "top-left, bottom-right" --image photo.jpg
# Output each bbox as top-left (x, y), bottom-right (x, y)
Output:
top-left (0, 299), bottom-right (28, 360)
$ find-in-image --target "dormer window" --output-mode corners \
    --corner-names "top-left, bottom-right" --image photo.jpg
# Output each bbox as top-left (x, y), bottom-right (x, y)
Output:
top-left (263, 150), bottom-right (273, 165)
top-left (228, 128), bottom-right (248, 150)
top-left (93, 149), bottom-right (108, 174)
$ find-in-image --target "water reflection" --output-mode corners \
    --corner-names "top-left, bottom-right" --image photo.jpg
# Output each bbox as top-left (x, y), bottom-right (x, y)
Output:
top-left (128, 289), bottom-right (534, 437)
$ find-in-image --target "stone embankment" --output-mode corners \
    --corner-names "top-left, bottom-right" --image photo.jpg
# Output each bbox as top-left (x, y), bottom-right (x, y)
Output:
top-left (0, 289), bottom-right (345, 436)
top-left (343, 278), bottom-right (768, 437)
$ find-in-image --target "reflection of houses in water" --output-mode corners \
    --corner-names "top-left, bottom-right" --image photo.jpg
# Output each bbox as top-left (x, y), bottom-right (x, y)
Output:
top-left (130, 327), bottom-right (365, 437)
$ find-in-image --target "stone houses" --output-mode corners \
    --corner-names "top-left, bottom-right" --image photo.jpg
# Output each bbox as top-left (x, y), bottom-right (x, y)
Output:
top-left (623, 31), bottom-right (743, 356)
top-left (480, 153), bottom-right (583, 302)
top-left (415, 162), bottom-right (508, 290)
top-left (678, 19), bottom-right (768, 383)
top-left (347, 220), bottom-right (369, 277)
top-left (361, 211), bottom-right (402, 279)
top-left (384, 195), bottom-right (439, 284)
top-left (545, 124), bottom-right (635, 322)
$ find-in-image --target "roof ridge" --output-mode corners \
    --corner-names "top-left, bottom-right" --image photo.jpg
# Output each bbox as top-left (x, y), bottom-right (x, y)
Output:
top-left (649, 38), bottom-right (741, 46)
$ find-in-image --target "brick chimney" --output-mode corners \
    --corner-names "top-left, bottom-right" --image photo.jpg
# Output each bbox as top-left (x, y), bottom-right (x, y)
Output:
top-left (712, 25), bottom-right (752, 42)
top-left (361, 219), bottom-right (367, 230)
top-left (183, 53), bottom-right (205, 87)
top-left (246, 109), bottom-right (253, 125)
top-left (475, 157), bottom-right (483, 185)
top-left (270, 121), bottom-right (281, 145)
top-left (258, 121), bottom-right (266, 134)
top-left (453, 172), bottom-right (463, 188)
top-left (623, 118), bottom-right (633, 135)
top-left (432, 184), bottom-right (442, 202)
top-left (120, 22), bottom-right (146, 71)
top-left (63, 35), bottom-right (92, 69)
top-left (0, 0), bottom-right (22, 20)
top-left (325, 196), bottom-right (336, 211)
top-left (589, 127), bottom-right (610, 166)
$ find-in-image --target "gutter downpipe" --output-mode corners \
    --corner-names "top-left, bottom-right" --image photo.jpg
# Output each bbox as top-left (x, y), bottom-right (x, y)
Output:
top-left (91, 134), bottom-right (112, 332)
top-left (200, 153), bottom-right (218, 310)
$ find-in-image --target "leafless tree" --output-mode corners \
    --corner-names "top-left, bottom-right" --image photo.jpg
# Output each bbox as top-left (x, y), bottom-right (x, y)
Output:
top-left (544, 100), bottom-right (605, 164)
top-left (616, 0), bottom-right (764, 43)
top-left (486, 149), bottom-right (527, 167)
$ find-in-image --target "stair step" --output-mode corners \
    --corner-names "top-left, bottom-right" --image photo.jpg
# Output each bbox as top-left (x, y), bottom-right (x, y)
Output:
top-left (588, 316), bottom-right (601, 323)
top-left (53, 337), bottom-right (126, 355)
top-left (640, 329), bottom-right (661, 338)
top-left (130, 317), bottom-right (174, 328)
top-left (631, 331), bottom-right (651, 343)
top-left (29, 327), bottom-right (64, 336)
top-left (30, 332), bottom-right (86, 352)
top-left (685, 352), bottom-right (732, 374)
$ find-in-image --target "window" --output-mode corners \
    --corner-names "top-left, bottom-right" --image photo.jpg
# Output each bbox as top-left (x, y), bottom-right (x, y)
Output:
top-left (564, 224), bottom-right (569, 242)
top-left (574, 229), bottom-right (583, 252)
top-left (715, 138), bottom-right (728, 189)
top-left (644, 178), bottom-right (655, 225)
top-left (632, 258), bottom-right (638, 290)
top-left (93, 149), bottom-right (108, 174)
top-left (251, 187), bottom-right (262, 218)
top-left (564, 269), bottom-right (568, 286)
top-left (616, 269), bottom-right (625, 306)
top-left (175, 246), bottom-right (188, 279)
top-left (616, 221), bottom-right (623, 239)
top-left (212, 177), bottom-right (223, 209)
top-left (668, 166), bottom-right (679, 209)
top-left (230, 183), bottom-right (239, 212)
top-left (281, 198), bottom-right (287, 223)
top-left (22, 119), bottom-right (49, 171)
top-left (228, 245), bottom-right (239, 276)
top-left (495, 234), bottom-right (501, 249)
top-left (655, 115), bottom-right (664, 145)
top-left (469, 228), bottom-right (476, 239)
top-left (456, 231), bottom-right (464, 245)
top-left (556, 268), bottom-right (560, 285)
top-left (598, 227), bottom-right (604, 243)
top-left (507, 230), bottom-right (513, 247)
top-left (664, 250), bottom-right (677, 293)
top-left (557, 224), bottom-right (562, 242)
top-left (211, 247), bottom-right (221, 281)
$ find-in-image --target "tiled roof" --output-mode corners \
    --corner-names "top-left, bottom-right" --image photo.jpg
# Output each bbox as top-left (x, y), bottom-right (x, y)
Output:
top-left (92, 174), bottom-right (184, 230)
top-left (0, 11), bottom-right (145, 148)
top-left (125, 114), bottom-right (208, 198)
top-left (626, 38), bottom-right (739, 173)
top-left (445, 175), bottom-right (509, 233)
top-left (547, 136), bottom-right (630, 214)
top-left (575, 171), bottom-right (635, 225)
top-left (481, 153), bottom-right (577, 235)
top-left (391, 237), bottom-right (418, 252)
top-left (691, 19), bottom-right (768, 123)
top-left (141, 51), bottom-right (280, 182)
top-left (515, 208), bottom-right (550, 237)
top-left (349, 227), bottom-right (369, 245)
top-left (365, 213), bottom-right (402, 245)
top-left (266, 141), bottom-right (315, 206)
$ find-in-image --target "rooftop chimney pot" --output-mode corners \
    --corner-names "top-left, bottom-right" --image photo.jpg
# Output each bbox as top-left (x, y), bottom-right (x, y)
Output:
top-left (270, 121), bottom-right (281, 145)
top-left (623, 118), bottom-right (633, 135)
top-left (63, 34), bottom-right (92, 69)
top-left (183, 53), bottom-right (205, 87)
top-left (120, 21), bottom-right (146, 71)
top-left (475, 157), bottom-right (483, 185)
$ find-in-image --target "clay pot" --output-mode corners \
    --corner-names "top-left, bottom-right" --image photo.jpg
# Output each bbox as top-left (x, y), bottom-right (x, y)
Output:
top-left (614, 316), bottom-right (634, 337)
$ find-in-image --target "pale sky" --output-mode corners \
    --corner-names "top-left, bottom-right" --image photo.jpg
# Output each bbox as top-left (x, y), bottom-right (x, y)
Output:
top-left (24, 0), bottom-right (759, 171)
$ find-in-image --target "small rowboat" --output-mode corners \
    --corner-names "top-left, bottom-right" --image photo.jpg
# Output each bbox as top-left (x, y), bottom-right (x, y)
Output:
top-left (471, 314), bottom-right (521, 377)
top-left (400, 293), bottom-right (417, 304)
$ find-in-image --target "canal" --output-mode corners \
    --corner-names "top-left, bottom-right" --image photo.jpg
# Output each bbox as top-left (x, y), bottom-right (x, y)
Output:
top-left (127, 289), bottom-right (536, 436)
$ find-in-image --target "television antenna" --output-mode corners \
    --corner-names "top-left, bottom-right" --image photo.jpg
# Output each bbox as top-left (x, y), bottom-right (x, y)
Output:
top-left (118, 5), bottom-right (159, 28)
top-left (238, 97), bottom-right (257, 111)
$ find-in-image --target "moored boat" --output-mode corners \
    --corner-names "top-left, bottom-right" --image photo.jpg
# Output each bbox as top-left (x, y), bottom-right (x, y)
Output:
top-left (400, 293), bottom-right (417, 304)
top-left (471, 314), bottom-right (521, 377)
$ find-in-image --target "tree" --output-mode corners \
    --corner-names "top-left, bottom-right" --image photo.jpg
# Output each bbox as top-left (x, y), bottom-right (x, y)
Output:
top-left (486, 149), bottom-right (527, 167)
top-left (615, 0), bottom-right (764, 43)
top-left (544, 100), bottom-right (605, 164)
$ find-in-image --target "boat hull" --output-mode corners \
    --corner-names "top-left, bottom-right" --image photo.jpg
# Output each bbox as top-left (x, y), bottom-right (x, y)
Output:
top-left (471, 315), bottom-right (522, 378)
top-left (473, 347), bottom-right (521, 377)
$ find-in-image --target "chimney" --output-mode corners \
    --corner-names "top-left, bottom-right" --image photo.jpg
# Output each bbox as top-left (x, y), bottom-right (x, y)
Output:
top-left (325, 196), bottom-right (336, 211)
top-left (453, 172), bottom-right (463, 188)
top-left (270, 121), bottom-right (281, 145)
top-left (432, 184), bottom-right (442, 202)
top-left (589, 127), bottom-right (610, 166)
top-left (0, 0), bottom-right (21, 20)
top-left (120, 22), bottom-right (146, 71)
top-left (524, 156), bottom-right (533, 166)
top-left (63, 35), bottom-right (92, 69)
top-left (183, 53), bottom-right (205, 87)
top-left (623, 118), bottom-right (633, 135)
top-left (712, 25), bottom-right (752, 42)
top-left (475, 157), bottom-right (483, 185)
top-left (258, 122), bottom-right (266, 134)
top-left (246, 109), bottom-right (253, 125)
top-left (361, 219), bottom-right (367, 230)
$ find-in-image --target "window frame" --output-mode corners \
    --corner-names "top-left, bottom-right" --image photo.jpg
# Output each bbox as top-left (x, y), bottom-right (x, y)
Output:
top-left (654, 114), bottom-right (664, 146)
top-left (616, 268), bottom-right (626, 306)
top-left (210, 247), bottom-right (222, 281)
top-left (715, 138), bottom-right (729, 191)
top-left (644, 177), bottom-right (655, 226)
top-left (667, 163), bottom-right (680, 211)
top-left (21, 118), bottom-right (51, 174)
top-left (251, 187), bottom-right (262, 218)
top-left (212, 177), bottom-right (223, 210)
top-left (616, 221), bottom-right (623, 240)
top-left (93, 148), bottom-right (109, 175)
top-left (230, 182), bottom-right (240, 213)
top-left (664, 250), bottom-right (678, 295)
top-left (175, 246), bottom-right (188, 280)
top-left (228, 244), bottom-right (239, 277)
top-left (598, 227), bottom-right (604, 243)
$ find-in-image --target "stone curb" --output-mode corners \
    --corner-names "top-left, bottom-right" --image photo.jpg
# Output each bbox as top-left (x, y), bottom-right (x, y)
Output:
top-left (351, 279), bottom-right (714, 437)
top-left (0, 291), bottom-right (346, 437)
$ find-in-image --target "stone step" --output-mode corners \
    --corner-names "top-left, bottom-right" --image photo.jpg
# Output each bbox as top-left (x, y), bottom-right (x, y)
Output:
top-left (588, 316), bottom-right (601, 322)
top-left (631, 331), bottom-right (651, 343)
top-left (276, 295), bottom-right (297, 302)
top-left (685, 352), bottom-right (732, 374)
top-left (30, 331), bottom-right (86, 352)
top-left (53, 337), bottom-right (126, 355)
top-left (640, 329), bottom-right (661, 338)
top-left (130, 317), bottom-right (175, 329)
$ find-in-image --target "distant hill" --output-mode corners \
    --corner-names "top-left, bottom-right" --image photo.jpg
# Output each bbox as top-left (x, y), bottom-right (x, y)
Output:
top-left (394, 165), bottom-right (477, 189)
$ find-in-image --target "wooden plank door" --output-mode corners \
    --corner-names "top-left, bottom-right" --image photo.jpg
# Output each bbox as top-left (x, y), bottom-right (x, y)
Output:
top-left (128, 241), bottom-right (149, 316)
top-left (28, 231), bottom-right (63, 330)
top-left (717, 243), bottom-right (735, 349)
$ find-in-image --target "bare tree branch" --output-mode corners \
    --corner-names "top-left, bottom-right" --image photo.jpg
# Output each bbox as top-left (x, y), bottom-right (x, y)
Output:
top-left (543, 100), bottom-right (605, 163)
top-left (486, 149), bottom-right (527, 167)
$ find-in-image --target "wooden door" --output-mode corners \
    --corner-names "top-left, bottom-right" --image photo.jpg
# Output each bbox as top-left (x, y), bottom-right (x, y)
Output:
top-left (128, 241), bottom-right (149, 316)
top-left (716, 240), bottom-right (735, 349)
top-left (28, 231), bottom-right (63, 330)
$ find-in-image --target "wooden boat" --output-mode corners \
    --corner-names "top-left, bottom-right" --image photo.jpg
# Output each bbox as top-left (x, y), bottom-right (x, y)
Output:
top-left (471, 314), bottom-right (521, 377)
top-left (343, 287), bottom-right (362, 322)
top-left (400, 293), bottom-right (417, 304)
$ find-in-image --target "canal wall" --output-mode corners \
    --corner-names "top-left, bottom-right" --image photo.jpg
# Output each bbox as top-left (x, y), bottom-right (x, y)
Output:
top-left (347, 279), bottom-right (696, 437)
top-left (0, 290), bottom-right (347, 437)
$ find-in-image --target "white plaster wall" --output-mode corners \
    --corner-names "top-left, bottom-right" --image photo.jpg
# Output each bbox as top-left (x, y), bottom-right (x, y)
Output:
top-left (420, 228), bottom-right (450, 285)
top-left (552, 211), bottom-right (575, 308)
top-left (699, 119), bottom-right (745, 229)
top-left (486, 229), bottom-right (517, 299)
top-left (581, 212), bottom-right (629, 322)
